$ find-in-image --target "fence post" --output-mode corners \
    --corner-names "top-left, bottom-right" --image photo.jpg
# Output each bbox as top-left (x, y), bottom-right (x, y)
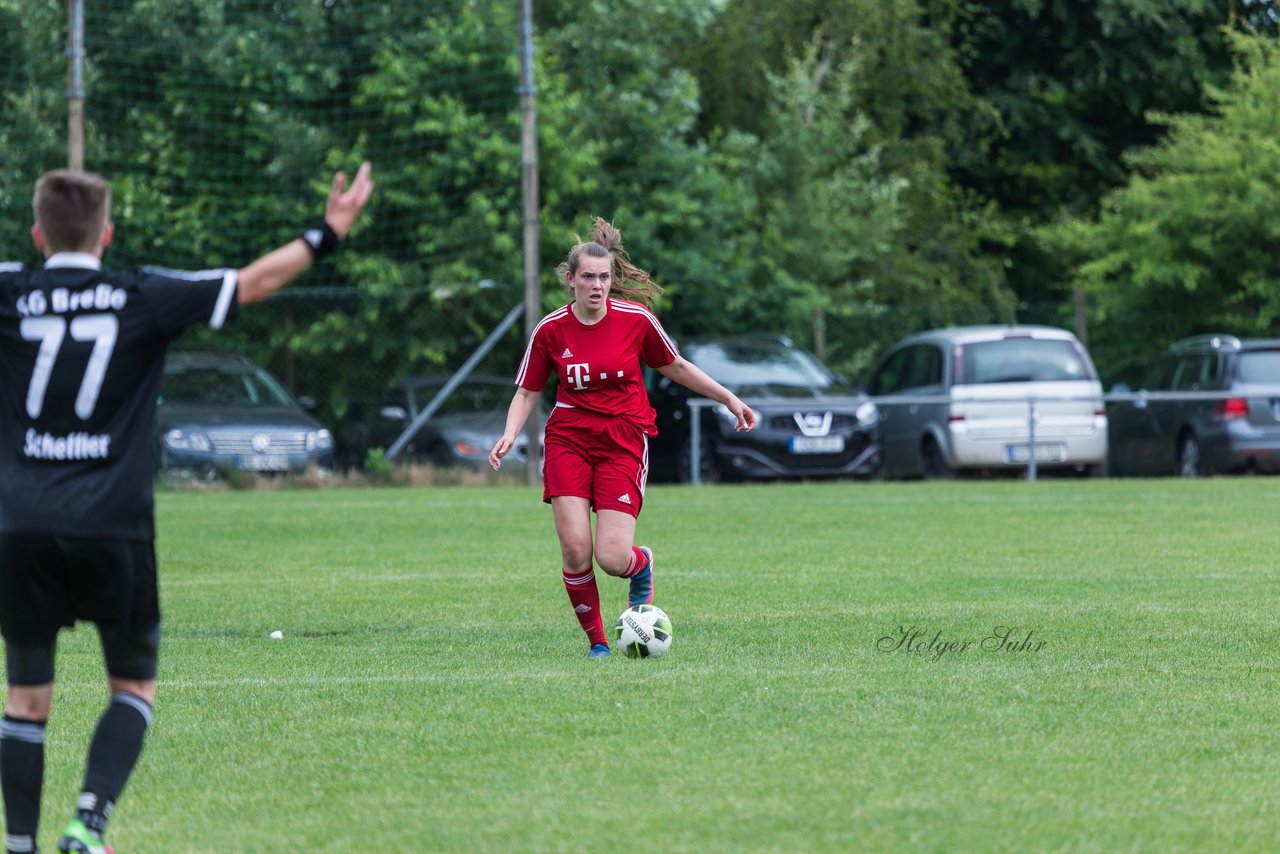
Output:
top-left (1027, 398), bottom-right (1038, 482)
top-left (688, 399), bottom-right (702, 485)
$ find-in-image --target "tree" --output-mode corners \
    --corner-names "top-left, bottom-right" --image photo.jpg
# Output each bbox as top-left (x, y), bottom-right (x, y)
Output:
top-left (688, 0), bottom-right (1016, 377)
top-left (534, 0), bottom-right (760, 340)
top-left (0, 0), bottom-right (66, 261)
top-left (1042, 30), bottom-right (1280, 383)
top-left (945, 0), bottom-right (1275, 314)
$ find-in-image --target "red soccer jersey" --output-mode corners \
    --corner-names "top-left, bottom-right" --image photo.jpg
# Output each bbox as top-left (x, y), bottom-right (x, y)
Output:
top-left (515, 298), bottom-right (679, 436)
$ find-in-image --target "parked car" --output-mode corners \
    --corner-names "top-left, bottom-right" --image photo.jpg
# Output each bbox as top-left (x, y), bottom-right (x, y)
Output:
top-left (1107, 334), bottom-right (1280, 476)
top-left (156, 352), bottom-right (334, 481)
top-left (341, 374), bottom-right (544, 472)
top-left (647, 335), bottom-right (879, 482)
top-left (865, 325), bottom-right (1108, 478)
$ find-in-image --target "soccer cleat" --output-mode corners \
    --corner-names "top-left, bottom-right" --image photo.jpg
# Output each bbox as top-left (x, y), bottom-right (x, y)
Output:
top-left (587, 643), bottom-right (611, 659)
top-left (56, 820), bottom-right (114, 854)
top-left (628, 546), bottom-right (654, 607)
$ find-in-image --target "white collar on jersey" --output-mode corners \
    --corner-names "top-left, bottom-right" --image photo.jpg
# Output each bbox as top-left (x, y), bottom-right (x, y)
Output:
top-left (44, 252), bottom-right (102, 271)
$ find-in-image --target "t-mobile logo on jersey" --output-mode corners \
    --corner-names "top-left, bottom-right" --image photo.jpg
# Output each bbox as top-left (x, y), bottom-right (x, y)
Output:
top-left (565, 362), bottom-right (591, 390)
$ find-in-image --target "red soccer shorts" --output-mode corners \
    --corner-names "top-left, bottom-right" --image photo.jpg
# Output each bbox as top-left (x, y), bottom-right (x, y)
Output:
top-left (542, 407), bottom-right (650, 517)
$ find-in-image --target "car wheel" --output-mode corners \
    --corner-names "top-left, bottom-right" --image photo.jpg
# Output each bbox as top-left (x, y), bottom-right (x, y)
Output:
top-left (921, 437), bottom-right (953, 480)
top-left (679, 435), bottom-right (720, 484)
top-left (1177, 433), bottom-right (1204, 477)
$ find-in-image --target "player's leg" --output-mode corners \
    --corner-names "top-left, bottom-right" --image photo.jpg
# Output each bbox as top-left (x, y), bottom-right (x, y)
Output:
top-left (58, 540), bottom-right (158, 854)
top-left (551, 497), bottom-right (609, 655)
top-left (544, 424), bottom-right (611, 655)
top-left (0, 533), bottom-right (66, 854)
top-left (591, 425), bottom-right (654, 606)
top-left (2, 676), bottom-right (54, 854)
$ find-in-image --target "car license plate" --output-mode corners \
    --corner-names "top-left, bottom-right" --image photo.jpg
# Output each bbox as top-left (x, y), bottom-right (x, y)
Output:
top-left (789, 436), bottom-right (845, 454)
top-left (236, 454), bottom-right (290, 471)
top-left (1004, 443), bottom-right (1066, 463)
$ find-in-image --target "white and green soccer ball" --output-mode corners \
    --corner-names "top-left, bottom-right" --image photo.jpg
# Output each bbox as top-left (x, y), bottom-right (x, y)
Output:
top-left (613, 604), bottom-right (673, 658)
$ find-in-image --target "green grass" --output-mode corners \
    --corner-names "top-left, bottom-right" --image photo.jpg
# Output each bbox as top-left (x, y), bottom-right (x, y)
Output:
top-left (30, 479), bottom-right (1280, 851)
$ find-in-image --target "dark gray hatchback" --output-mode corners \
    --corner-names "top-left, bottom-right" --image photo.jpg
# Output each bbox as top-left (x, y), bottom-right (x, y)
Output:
top-left (1108, 334), bottom-right (1280, 476)
top-left (646, 335), bottom-right (879, 482)
top-left (156, 352), bottom-right (334, 481)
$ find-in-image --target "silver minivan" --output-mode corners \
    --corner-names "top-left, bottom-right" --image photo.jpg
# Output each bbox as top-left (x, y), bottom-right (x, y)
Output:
top-left (866, 325), bottom-right (1108, 478)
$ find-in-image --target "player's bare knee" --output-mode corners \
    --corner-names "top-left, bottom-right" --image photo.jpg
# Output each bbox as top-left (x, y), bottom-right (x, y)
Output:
top-left (107, 676), bottom-right (156, 707)
top-left (560, 546), bottom-right (593, 574)
top-left (5, 684), bottom-right (53, 720)
top-left (594, 547), bottom-right (629, 577)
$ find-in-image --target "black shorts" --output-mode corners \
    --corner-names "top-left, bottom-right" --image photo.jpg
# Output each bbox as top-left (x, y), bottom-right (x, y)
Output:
top-left (0, 533), bottom-right (161, 685)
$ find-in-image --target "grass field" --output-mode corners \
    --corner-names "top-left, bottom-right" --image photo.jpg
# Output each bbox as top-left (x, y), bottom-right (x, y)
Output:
top-left (30, 478), bottom-right (1280, 851)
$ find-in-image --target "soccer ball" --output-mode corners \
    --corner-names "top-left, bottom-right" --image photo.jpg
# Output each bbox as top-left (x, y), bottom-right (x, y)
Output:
top-left (613, 604), bottom-right (673, 658)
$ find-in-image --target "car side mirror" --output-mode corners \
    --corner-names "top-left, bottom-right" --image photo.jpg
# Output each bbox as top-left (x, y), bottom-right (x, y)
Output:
top-left (380, 405), bottom-right (408, 423)
top-left (296, 395), bottom-right (318, 411)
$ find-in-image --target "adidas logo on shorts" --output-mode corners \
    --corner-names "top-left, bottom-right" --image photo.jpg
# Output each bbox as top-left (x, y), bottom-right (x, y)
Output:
top-left (617, 493), bottom-right (632, 505)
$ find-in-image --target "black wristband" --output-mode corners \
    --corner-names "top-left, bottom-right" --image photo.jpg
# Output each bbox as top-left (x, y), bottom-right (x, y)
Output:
top-left (301, 218), bottom-right (341, 260)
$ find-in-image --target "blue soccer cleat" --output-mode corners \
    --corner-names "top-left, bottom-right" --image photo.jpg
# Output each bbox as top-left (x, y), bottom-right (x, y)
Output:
top-left (587, 643), bottom-right (611, 659)
top-left (628, 546), bottom-right (654, 607)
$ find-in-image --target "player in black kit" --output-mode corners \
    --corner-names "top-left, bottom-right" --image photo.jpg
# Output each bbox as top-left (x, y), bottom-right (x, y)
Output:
top-left (0, 162), bottom-right (372, 854)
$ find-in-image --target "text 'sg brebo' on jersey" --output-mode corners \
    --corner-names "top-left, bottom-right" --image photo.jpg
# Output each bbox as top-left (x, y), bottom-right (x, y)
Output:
top-left (0, 254), bottom-right (239, 540)
top-left (516, 297), bottom-right (678, 437)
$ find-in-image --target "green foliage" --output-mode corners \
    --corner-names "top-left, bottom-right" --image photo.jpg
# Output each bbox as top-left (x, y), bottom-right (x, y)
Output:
top-left (687, 0), bottom-right (1016, 377)
top-left (362, 446), bottom-right (392, 482)
top-left (1043, 30), bottom-right (1280, 383)
top-left (0, 0), bottom-right (65, 261)
top-left (535, 0), bottom-right (760, 334)
top-left (945, 0), bottom-right (1263, 307)
top-left (5, 0), bottom-right (1277, 406)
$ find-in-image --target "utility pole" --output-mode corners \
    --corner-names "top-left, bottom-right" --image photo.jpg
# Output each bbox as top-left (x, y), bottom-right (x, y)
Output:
top-left (518, 0), bottom-right (542, 486)
top-left (67, 0), bottom-right (85, 170)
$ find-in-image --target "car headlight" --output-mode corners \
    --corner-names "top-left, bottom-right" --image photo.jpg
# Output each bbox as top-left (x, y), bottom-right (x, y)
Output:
top-left (452, 438), bottom-right (490, 458)
top-left (855, 401), bottom-right (879, 425)
top-left (712, 403), bottom-right (739, 425)
top-left (163, 428), bottom-right (212, 452)
top-left (307, 429), bottom-right (334, 452)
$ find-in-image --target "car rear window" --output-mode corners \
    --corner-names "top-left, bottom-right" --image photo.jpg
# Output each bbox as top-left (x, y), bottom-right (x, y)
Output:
top-left (1238, 350), bottom-right (1280, 383)
top-left (958, 339), bottom-right (1094, 384)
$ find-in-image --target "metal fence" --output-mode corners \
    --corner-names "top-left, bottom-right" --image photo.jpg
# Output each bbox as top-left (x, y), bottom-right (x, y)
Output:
top-left (683, 389), bottom-right (1269, 484)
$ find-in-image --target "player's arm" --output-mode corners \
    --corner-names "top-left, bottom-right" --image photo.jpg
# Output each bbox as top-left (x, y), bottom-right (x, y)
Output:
top-left (657, 357), bottom-right (756, 432)
top-left (489, 386), bottom-right (541, 469)
top-left (237, 162), bottom-right (374, 306)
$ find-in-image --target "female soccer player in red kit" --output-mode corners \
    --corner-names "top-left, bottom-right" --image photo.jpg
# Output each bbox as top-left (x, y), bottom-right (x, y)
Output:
top-left (489, 219), bottom-right (755, 657)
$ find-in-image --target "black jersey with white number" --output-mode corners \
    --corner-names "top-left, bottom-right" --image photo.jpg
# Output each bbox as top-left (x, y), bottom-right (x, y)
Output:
top-left (0, 254), bottom-right (239, 540)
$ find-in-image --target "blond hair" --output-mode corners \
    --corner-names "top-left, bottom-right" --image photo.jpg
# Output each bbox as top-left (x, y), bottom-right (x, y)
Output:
top-left (556, 218), bottom-right (664, 308)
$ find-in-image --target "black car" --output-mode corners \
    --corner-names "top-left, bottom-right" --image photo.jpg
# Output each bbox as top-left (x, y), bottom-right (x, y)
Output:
top-left (1108, 334), bottom-right (1280, 476)
top-left (647, 335), bottom-right (879, 482)
top-left (341, 374), bottom-right (544, 472)
top-left (156, 352), bottom-right (334, 481)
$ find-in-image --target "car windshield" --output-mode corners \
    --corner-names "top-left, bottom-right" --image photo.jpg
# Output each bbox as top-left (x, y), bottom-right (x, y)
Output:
top-left (408, 382), bottom-right (511, 416)
top-left (684, 341), bottom-right (832, 391)
top-left (1238, 350), bottom-right (1280, 383)
top-left (960, 339), bottom-right (1092, 384)
top-left (160, 364), bottom-right (294, 407)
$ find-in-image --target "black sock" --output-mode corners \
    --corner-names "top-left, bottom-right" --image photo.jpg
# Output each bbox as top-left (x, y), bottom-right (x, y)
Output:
top-left (76, 693), bottom-right (153, 835)
top-left (1, 714), bottom-right (47, 853)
